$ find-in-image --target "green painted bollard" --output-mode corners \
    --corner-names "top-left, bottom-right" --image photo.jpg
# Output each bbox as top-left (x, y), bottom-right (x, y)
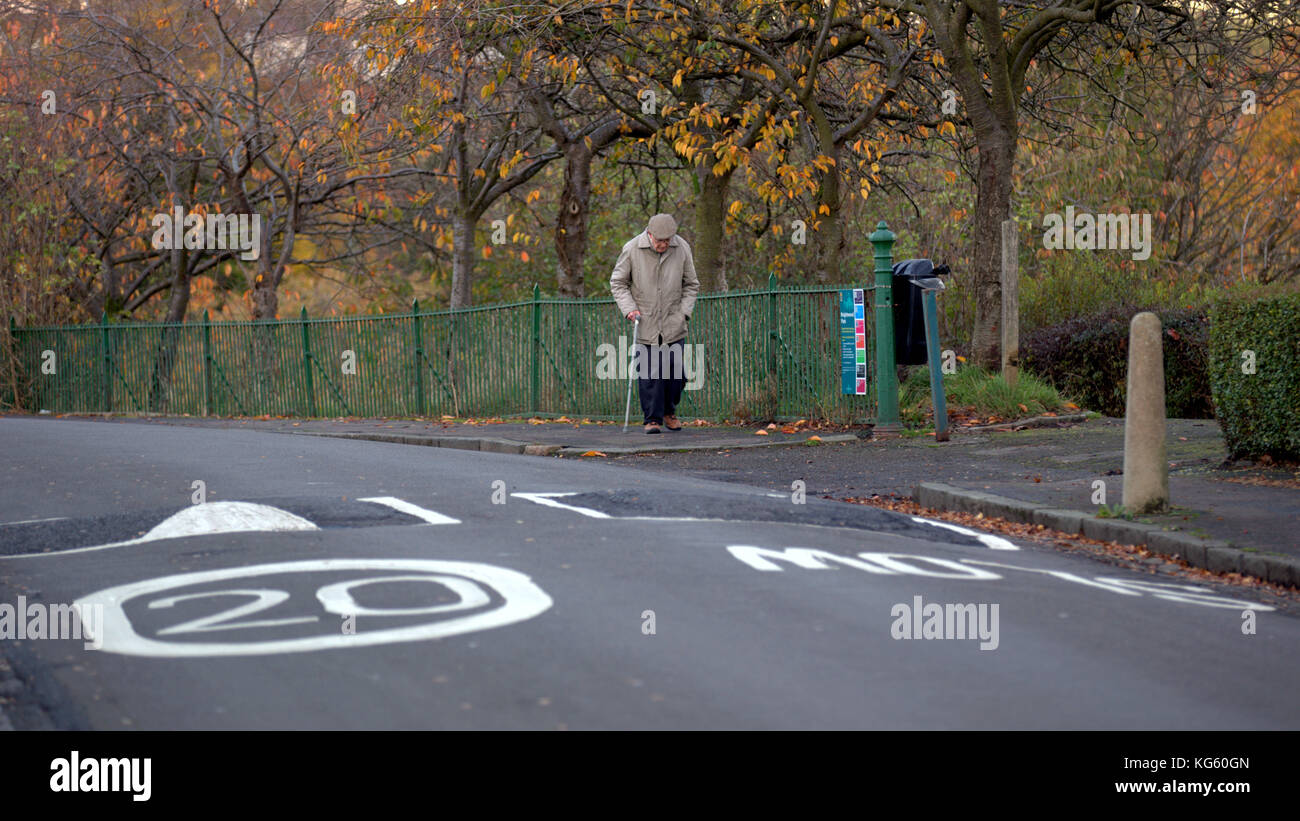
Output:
top-left (869, 221), bottom-right (899, 431)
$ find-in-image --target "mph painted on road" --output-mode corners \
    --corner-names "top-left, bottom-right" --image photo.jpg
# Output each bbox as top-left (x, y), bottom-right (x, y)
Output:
top-left (76, 559), bottom-right (552, 657)
top-left (727, 546), bottom-right (1276, 611)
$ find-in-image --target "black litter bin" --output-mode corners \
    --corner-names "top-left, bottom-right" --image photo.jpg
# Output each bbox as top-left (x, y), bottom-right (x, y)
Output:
top-left (892, 258), bottom-right (935, 366)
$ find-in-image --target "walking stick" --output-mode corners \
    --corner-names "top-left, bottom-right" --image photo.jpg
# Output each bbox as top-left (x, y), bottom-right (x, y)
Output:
top-left (623, 317), bottom-right (639, 433)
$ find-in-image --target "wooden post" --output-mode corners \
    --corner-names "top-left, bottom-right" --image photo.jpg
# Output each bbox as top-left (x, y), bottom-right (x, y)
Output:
top-left (1001, 218), bottom-right (1019, 389)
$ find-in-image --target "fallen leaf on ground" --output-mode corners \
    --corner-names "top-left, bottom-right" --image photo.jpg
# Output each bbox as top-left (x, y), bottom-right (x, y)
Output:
top-left (580, 450), bottom-right (607, 457)
top-left (807, 435), bottom-right (822, 442)
top-left (755, 429), bottom-right (769, 436)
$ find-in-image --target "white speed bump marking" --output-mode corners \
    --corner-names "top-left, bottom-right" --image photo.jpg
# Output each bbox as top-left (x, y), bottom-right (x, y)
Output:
top-left (1, 497), bottom-right (461, 561)
top-left (358, 496), bottom-right (461, 525)
top-left (514, 492), bottom-right (1018, 550)
top-left (910, 517), bottom-right (1019, 551)
top-left (0, 517), bottom-right (70, 527)
top-left (77, 559), bottom-right (552, 657)
top-left (2, 501), bottom-right (320, 560)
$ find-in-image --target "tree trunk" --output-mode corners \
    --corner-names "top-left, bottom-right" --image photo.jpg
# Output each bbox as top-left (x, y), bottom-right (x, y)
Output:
top-left (695, 162), bottom-right (733, 292)
top-left (810, 113), bottom-right (843, 284)
top-left (555, 144), bottom-right (593, 298)
top-left (252, 277), bottom-right (277, 320)
top-left (451, 210), bottom-right (475, 309)
top-left (150, 255), bottom-right (192, 412)
top-left (815, 157), bottom-right (844, 284)
top-left (250, 254), bottom-right (278, 410)
top-left (969, 125), bottom-right (1017, 370)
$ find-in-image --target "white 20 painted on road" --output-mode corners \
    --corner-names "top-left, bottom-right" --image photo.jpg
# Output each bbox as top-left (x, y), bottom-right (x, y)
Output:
top-left (75, 559), bottom-right (552, 657)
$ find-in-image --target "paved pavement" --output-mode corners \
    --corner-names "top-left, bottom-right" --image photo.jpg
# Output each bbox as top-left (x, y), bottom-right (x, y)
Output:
top-left (49, 413), bottom-right (855, 455)
top-left (605, 417), bottom-right (1300, 565)
top-left (1, 416), bottom-right (1296, 730)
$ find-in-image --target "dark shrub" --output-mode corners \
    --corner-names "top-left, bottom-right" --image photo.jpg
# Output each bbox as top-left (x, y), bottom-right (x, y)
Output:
top-left (1020, 307), bottom-right (1212, 419)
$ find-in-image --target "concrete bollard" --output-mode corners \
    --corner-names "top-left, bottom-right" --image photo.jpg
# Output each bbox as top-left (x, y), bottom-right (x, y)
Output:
top-left (1122, 312), bottom-right (1169, 513)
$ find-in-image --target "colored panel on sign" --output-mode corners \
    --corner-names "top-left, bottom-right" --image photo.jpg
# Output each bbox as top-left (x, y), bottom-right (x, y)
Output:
top-left (840, 290), bottom-right (857, 395)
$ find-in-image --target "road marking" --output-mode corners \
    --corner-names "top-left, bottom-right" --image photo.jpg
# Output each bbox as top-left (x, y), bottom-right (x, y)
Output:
top-left (0, 517), bottom-right (70, 527)
top-left (726, 545), bottom-right (1002, 579)
top-left (78, 559), bottom-right (552, 657)
top-left (358, 496), bottom-right (460, 525)
top-left (514, 492), bottom-right (1018, 550)
top-left (0, 502), bottom-right (319, 559)
top-left (728, 545), bottom-right (897, 574)
top-left (511, 492), bottom-right (612, 519)
top-left (961, 560), bottom-right (1276, 610)
top-left (726, 546), bottom-right (1276, 610)
top-left (910, 517), bottom-right (1019, 551)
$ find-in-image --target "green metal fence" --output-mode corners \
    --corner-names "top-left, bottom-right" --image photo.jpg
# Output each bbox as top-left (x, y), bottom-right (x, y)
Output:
top-left (3, 276), bottom-right (879, 422)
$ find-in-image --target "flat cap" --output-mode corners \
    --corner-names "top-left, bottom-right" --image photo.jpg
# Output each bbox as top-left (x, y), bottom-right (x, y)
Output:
top-left (647, 213), bottom-right (677, 239)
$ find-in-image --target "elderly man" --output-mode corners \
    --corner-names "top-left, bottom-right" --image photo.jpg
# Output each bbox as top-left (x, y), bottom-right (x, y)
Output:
top-left (610, 213), bottom-right (700, 434)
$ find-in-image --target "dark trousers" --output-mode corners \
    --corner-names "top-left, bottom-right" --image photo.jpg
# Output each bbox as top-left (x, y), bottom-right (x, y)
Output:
top-left (636, 339), bottom-right (685, 424)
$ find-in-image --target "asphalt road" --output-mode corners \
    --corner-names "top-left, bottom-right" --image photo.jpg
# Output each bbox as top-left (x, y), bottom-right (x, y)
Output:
top-left (1, 417), bottom-right (1296, 730)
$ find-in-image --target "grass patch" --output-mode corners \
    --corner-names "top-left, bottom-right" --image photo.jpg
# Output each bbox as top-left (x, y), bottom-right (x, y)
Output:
top-left (899, 365), bottom-right (1072, 428)
top-left (1095, 504), bottom-right (1134, 520)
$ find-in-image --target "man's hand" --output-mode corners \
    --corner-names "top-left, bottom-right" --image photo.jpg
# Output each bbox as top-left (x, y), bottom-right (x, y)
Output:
top-left (627, 310), bottom-right (642, 321)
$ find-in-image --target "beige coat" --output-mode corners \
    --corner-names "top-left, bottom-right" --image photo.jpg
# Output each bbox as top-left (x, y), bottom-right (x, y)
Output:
top-left (610, 231), bottom-right (700, 345)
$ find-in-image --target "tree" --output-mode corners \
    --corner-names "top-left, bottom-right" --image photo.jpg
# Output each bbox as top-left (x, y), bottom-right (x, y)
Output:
top-left (880, 0), bottom-right (1300, 367)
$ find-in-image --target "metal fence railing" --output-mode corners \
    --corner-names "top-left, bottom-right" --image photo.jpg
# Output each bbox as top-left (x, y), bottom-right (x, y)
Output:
top-left (2, 275), bottom-right (878, 423)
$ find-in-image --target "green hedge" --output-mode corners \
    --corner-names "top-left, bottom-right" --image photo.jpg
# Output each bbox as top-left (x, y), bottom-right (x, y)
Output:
top-left (1019, 307), bottom-right (1213, 419)
top-left (1209, 293), bottom-right (1300, 460)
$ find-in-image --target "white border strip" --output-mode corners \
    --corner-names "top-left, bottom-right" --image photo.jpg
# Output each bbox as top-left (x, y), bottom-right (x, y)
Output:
top-left (358, 497), bottom-right (461, 525)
